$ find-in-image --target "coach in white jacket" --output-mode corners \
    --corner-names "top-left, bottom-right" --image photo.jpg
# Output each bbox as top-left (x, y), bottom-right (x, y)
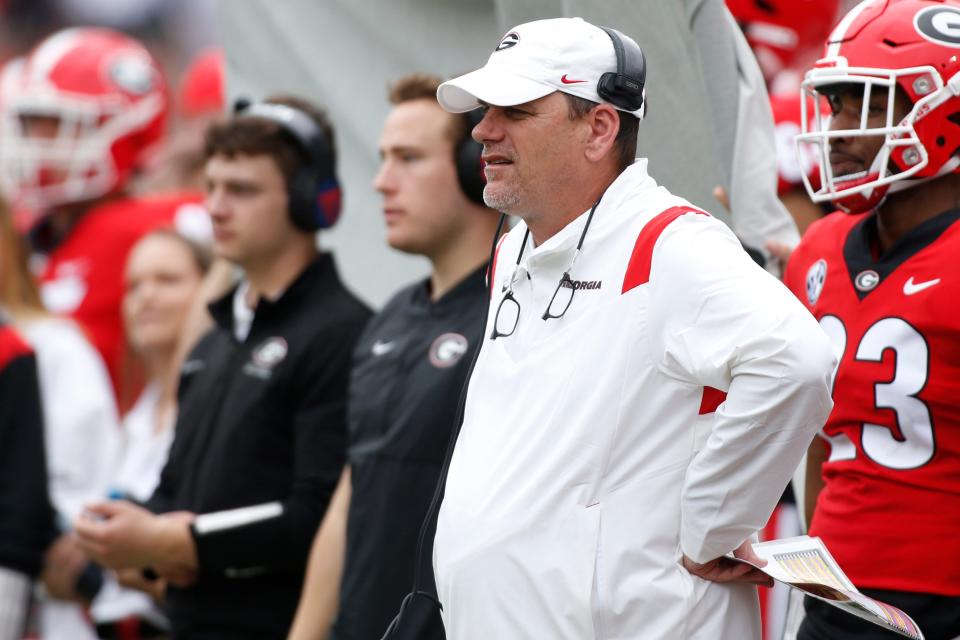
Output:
top-left (432, 17), bottom-right (836, 640)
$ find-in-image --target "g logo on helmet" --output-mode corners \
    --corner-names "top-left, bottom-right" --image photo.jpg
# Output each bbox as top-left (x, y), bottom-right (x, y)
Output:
top-left (109, 54), bottom-right (156, 95)
top-left (914, 5), bottom-right (960, 48)
top-left (806, 259), bottom-right (827, 306)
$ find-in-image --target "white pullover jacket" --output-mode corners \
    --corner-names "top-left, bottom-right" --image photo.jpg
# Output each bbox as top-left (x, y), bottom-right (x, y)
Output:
top-left (434, 160), bottom-right (836, 640)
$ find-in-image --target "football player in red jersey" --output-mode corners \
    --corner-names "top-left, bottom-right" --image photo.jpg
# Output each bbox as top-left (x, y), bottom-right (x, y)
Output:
top-left (2, 27), bottom-right (209, 403)
top-left (785, 1), bottom-right (960, 638)
top-left (726, 0), bottom-right (840, 87)
top-left (726, 0), bottom-right (841, 249)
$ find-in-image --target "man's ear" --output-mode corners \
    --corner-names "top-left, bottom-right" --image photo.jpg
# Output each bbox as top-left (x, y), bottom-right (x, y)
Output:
top-left (583, 103), bottom-right (619, 163)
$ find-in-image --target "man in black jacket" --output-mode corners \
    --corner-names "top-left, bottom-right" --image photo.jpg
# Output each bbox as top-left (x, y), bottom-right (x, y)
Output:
top-left (75, 95), bottom-right (370, 639)
top-left (0, 321), bottom-right (54, 639)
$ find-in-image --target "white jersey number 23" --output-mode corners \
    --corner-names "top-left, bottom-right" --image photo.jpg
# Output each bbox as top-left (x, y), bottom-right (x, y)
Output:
top-left (818, 316), bottom-right (935, 470)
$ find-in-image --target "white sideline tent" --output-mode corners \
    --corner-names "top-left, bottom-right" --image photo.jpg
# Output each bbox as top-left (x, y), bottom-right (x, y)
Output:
top-left (218, 0), bottom-right (798, 308)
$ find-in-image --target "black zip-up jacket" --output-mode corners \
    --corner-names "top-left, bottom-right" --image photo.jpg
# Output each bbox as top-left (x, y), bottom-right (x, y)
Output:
top-left (147, 254), bottom-right (370, 639)
top-left (0, 323), bottom-right (55, 578)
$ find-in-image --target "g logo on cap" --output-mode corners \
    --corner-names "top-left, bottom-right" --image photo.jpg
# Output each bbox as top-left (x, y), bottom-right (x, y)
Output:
top-left (496, 32), bottom-right (520, 51)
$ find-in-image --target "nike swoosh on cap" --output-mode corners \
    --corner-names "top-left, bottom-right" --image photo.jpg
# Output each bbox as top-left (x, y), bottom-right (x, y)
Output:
top-left (560, 74), bottom-right (587, 84)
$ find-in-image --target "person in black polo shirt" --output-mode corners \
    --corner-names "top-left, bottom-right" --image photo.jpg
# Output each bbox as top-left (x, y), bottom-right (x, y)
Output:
top-left (74, 95), bottom-right (370, 639)
top-left (287, 73), bottom-right (499, 640)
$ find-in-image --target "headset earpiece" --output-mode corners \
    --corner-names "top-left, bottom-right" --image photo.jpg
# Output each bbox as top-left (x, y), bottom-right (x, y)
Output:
top-left (455, 109), bottom-right (486, 206)
top-left (597, 27), bottom-right (646, 116)
top-left (233, 100), bottom-right (341, 231)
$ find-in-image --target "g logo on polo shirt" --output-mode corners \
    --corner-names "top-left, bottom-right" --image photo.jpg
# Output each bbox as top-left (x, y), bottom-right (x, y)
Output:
top-left (244, 337), bottom-right (288, 379)
top-left (429, 333), bottom-right (469, 368)
top-left (253, 337), bottom-right (288, 368)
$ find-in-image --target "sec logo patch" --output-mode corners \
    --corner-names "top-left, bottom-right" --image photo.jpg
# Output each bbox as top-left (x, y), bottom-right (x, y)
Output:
top-left (806, 259), bottom-right (827, 306)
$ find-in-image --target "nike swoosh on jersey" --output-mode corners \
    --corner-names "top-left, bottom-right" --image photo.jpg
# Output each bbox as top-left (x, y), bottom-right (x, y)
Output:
top-left (903, 277), bottom-right (941, 295)
top-left (560, 74), bottom-right (586, 84)
top-left (371, 340), bottom-right (396, 356)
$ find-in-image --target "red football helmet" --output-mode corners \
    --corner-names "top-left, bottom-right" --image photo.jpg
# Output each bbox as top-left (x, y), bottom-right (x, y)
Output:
top-left (797, 0), bottom-right (960, 213)
top-left (178, 47), bottom-right (224, 119)
top-left (727, 0), bottom-right (841, 76)
top-left (5, 27), bottom-right (170, 212)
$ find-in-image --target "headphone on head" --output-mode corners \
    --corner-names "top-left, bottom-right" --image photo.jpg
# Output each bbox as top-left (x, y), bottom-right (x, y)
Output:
top-left (454, 108), bottom-right (485, 207)
top-left (233, 98), bottom-right (342, 231)
top-left (597, 26), bottom-right (646, 117)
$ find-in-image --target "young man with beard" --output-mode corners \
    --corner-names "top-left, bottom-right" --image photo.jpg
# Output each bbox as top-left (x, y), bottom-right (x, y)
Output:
top-left (287, 73), bottom-right (498, 640)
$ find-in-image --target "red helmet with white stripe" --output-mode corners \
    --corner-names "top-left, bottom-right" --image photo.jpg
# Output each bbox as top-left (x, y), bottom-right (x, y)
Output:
top-left (726, 0), bottom-right (841, 76)
top-left (797, 0), bottom-right (960, 213)
top-left (4, 27), bottom-right (169, 212)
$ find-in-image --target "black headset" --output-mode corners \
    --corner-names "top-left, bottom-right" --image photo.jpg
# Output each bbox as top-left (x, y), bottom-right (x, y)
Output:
top-left (455, 109), bottom-right (486, 206)
top-left (597, 26), bottom-right (647, 116)
top-left (233, 99), bottom-right (342, 231)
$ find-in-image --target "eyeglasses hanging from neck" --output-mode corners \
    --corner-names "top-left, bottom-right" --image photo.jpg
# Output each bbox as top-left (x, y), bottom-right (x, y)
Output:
top-left (490, 197), bottom-right (602, 341)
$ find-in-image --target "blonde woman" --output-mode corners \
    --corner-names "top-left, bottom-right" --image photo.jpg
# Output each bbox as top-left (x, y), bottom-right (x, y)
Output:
top-left (90, 229), bottom-right (210, 638)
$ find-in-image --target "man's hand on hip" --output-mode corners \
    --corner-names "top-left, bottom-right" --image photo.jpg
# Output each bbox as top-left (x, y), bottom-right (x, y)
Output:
top-left (681, 540), bottom-right (774, 587)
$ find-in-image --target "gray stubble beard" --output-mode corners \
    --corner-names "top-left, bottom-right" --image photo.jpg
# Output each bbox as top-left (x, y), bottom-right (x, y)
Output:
top-left (482, 184), bottom-right (521, 213)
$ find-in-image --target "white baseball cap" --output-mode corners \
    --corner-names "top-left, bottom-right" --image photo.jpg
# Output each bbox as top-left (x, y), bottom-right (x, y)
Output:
top-left (437, 17), bottom-right (645, 119)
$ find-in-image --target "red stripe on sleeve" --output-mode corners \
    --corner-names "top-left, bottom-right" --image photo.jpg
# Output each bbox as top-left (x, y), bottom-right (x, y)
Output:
top-left (488, 234), bottom-right (508, 299)
top-left (621, 206), bottom-right (709, 294)
top-left (0, 326), bottom-right (33, 370)
top-left (699, 386), bottom-right (727, 415)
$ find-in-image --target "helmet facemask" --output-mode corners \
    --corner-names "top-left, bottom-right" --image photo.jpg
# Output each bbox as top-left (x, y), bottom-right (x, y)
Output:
top-left (6, 90), bottom-right (164, 212)
top-left (797, 61), bottom-right (960, 213)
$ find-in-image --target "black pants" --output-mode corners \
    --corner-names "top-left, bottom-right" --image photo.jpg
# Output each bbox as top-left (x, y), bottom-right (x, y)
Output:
top-left (798, 588), bottom-right (960, 640)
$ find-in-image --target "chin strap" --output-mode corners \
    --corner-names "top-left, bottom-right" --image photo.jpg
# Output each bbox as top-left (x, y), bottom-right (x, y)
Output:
top-left (886, 155), bottom-right (960, 194)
